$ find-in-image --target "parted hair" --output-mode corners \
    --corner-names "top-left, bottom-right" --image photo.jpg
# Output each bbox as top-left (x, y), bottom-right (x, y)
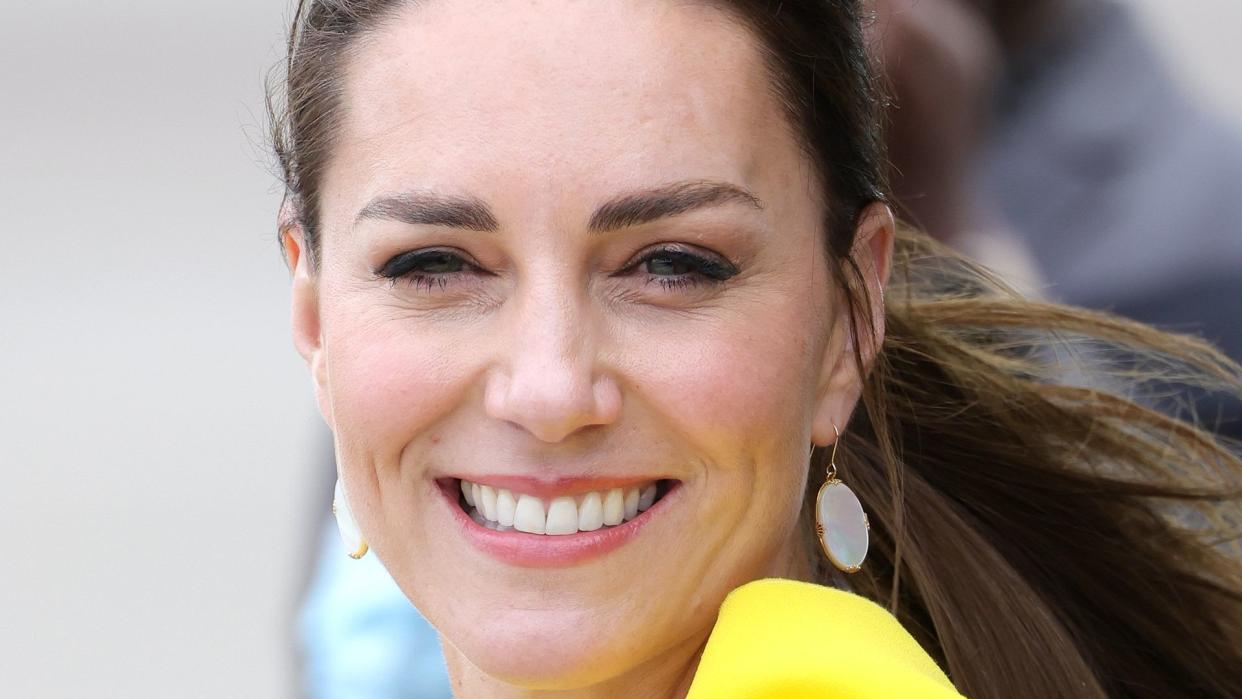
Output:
top-left (269, 1), bottom-right (1242, 696)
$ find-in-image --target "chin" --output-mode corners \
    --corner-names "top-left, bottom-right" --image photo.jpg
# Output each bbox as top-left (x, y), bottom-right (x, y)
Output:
top-left (460, 616), bottom-right (635, 689)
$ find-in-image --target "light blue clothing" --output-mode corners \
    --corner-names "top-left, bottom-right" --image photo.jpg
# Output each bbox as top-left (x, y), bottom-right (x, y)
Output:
top-left (299, 522), bottom-right (452, 698)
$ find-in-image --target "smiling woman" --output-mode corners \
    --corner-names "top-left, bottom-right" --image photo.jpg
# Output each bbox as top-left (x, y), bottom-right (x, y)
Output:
top-left (269, 1), bottom-right (1242, 697)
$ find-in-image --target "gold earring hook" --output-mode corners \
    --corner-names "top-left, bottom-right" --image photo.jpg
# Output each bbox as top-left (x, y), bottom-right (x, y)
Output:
top-left (827, 424), bottom-right (840, 482)
top-left (811, 424), bottom-right (842, 481)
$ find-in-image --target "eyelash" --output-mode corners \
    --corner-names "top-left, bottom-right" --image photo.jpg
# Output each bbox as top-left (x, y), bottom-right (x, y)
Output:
top-left (375, 245), bottom-right (738, 293)
top-left (376, 249), bottom-right (477, 293)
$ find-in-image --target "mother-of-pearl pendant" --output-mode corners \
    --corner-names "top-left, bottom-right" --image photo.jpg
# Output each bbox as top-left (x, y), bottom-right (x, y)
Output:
top-left (333, 479), bottom-right (369, 560)
top-left (815, 479), bottom-right (869, 573)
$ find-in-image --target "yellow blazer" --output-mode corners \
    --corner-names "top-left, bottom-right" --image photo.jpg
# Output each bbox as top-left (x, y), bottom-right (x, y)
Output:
top-left (688, 579), bottom-right (965, 698)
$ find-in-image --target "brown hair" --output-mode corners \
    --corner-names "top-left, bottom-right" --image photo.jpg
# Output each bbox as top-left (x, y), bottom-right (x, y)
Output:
top-left (269, 1), bottom-right (1242, 696)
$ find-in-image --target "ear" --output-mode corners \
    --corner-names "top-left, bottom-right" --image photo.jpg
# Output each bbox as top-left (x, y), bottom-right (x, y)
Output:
top-left (811, 202), bottom-right (895, 446)
top-left (282, 212), bottom-right (334, 429)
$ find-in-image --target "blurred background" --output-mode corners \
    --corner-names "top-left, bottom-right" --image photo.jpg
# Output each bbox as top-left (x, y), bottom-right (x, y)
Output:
top-left (1, 1), bottom-right (1240, 696)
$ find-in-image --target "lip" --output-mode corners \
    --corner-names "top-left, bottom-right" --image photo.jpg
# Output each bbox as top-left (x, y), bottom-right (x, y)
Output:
top-left (436, 477), bottom-right (679, 568)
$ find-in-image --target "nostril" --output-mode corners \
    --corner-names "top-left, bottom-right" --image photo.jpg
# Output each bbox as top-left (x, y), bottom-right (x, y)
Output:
top-left (483, 357), bottom-right (621, 443)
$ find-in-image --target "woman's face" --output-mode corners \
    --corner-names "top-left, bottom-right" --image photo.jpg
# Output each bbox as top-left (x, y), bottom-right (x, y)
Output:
top-left (289, 0), bottom-right (883, 691)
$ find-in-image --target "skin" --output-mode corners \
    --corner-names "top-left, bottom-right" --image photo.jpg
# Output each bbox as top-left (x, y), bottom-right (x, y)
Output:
top-left (285, 0), bottom-right (893, 696)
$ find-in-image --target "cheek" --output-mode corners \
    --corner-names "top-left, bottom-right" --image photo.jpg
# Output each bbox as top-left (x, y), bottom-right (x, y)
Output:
top-left (616, 302), bottom-right (822, 586)
top-left (626, 304), bottom-right (822, 460)
top-left (319, 297), bottom-right (481, 473)
top-left (624, 292), bottom-right (827, 543)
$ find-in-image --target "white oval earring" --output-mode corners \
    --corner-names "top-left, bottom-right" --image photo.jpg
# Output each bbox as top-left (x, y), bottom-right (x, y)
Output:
top-left (332, 479), bottom-right (369, 560)
top-left (813, 425), bottom-right (869, 573)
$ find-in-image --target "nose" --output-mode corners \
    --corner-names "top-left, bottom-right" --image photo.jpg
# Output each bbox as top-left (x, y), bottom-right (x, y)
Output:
top-left (483, 283), bottom-right (621, 443)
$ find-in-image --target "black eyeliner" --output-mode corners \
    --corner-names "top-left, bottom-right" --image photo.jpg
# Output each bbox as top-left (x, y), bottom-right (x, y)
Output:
top-left (633, 245), bottom-right (740, 280)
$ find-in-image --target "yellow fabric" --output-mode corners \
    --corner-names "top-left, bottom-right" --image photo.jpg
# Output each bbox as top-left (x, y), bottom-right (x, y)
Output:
top-left (687, 578), bottom-right (965, 698)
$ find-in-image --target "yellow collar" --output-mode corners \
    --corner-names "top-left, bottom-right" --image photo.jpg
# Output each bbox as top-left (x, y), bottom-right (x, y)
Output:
top-left (688, 578), bottom-right (964, 698)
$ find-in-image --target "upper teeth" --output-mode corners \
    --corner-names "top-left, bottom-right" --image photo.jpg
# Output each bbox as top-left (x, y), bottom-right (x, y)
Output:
top-left (460, 480), bottom-right (659, 535)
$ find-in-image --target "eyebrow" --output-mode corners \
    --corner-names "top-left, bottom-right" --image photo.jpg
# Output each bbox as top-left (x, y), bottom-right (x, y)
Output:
top-left (355, 191), bottom-right (500, 231)
top-left (354, 179), bottom-right (763, 233)
top-left (587, 180), bottom-right (763, 233)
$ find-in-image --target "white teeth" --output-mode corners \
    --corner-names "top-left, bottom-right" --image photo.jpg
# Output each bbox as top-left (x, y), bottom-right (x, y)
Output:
top-left (577, 491), bottom-right (604, 531)
top-left (495, 488), bottom-right (517, 527)
top-left (623, 487), bottom-right (639, 520)
top-left (545, 496), bottom-right (579, 535)
top-left (602, 488), bottom-right (625, 526)
top-left (513, 494), bottom-right (547, 534)
top-left (459, 479), bottom-right (663, 534)
top-left (479, 485), bottom-right (498, 522)
top-left (638, 483), bottom-right (656, 511)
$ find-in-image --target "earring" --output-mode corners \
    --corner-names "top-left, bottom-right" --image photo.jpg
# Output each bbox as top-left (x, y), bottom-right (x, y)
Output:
top-left (813, 425), bottom-right (869, 573)
top-left (332, 479), bottom-right (369, 559)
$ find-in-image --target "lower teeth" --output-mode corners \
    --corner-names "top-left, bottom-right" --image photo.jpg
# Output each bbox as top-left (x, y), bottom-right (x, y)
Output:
top-left (469, 508), bottom-right (515, 531)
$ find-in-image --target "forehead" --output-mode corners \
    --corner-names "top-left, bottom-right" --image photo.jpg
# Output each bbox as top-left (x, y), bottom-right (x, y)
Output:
top-left (326, 0), bottom-right (810, 221)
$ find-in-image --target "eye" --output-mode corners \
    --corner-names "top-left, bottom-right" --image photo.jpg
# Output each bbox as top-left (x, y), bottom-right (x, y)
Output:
top-left (625, 245), bottom-right (739, 291)
top-left (375, 248), bottom-right (479, 292)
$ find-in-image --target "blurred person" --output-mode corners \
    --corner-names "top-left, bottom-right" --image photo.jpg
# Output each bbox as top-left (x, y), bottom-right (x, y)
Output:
top-left (871, 0), bottom-right (1242, 439)
top-left (300, 510), bottom-right (452, 697)
top-left (273, 1), bottom-right (1242, 697)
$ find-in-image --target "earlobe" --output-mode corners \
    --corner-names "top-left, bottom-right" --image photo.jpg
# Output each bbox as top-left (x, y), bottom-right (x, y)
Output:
top-left (811, 315), bottom-right (863, 445)
top-left (284, 224), bottom-right (333, 427)
top-left (810, 202), bottom-right (896, 445)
